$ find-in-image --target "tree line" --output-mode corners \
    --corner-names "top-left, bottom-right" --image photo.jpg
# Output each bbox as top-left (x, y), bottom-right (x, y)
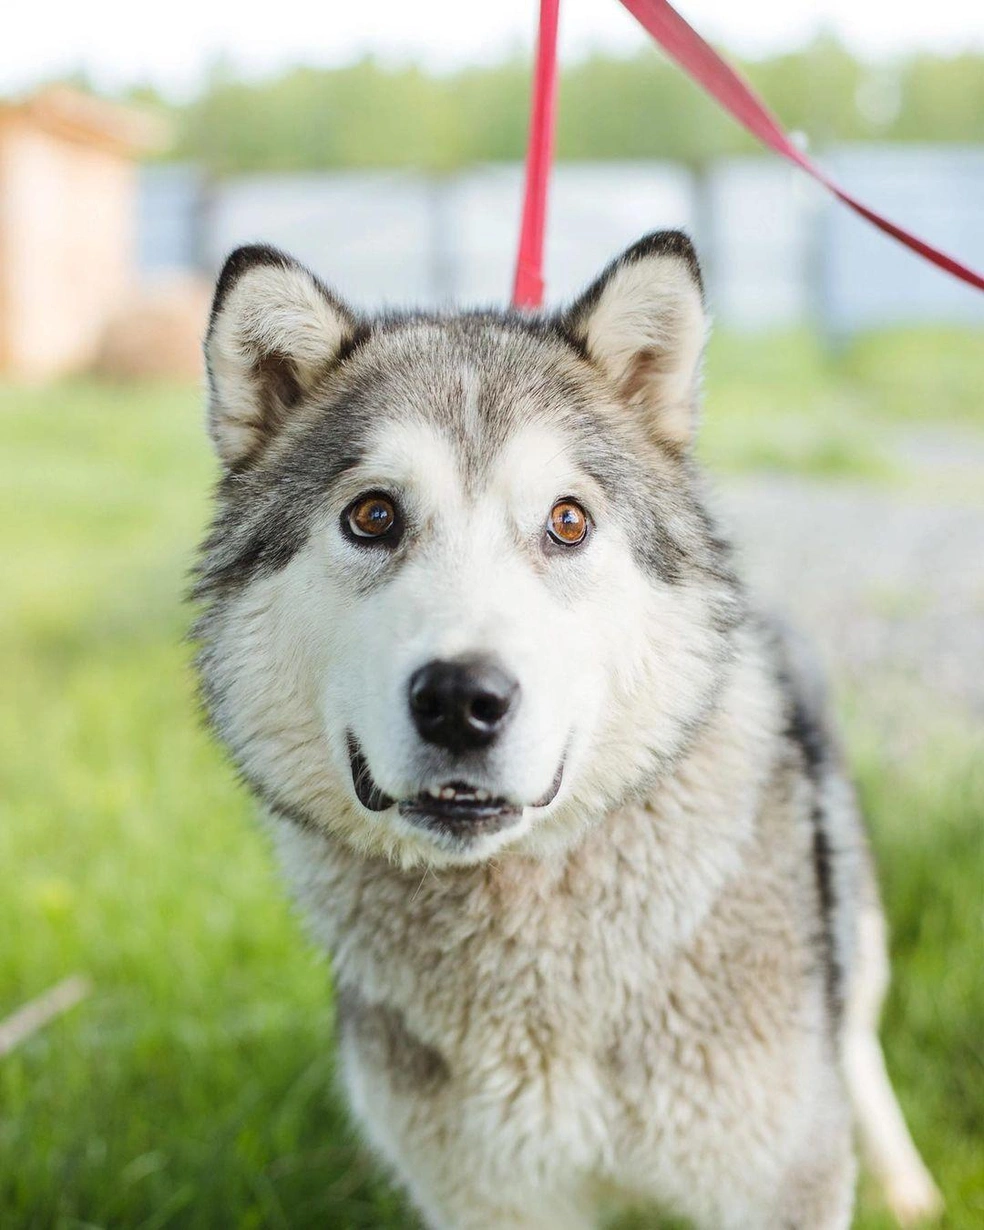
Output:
top-left (135, 37), bottom-right (984, 173)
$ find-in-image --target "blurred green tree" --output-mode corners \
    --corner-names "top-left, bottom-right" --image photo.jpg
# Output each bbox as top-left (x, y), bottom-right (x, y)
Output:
top-left (154, 39), bottom-right (984, 173)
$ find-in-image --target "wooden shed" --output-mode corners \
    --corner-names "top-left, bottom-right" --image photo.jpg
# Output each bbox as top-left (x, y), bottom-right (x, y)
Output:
top-left (0, 87), bottom-right (165, 380)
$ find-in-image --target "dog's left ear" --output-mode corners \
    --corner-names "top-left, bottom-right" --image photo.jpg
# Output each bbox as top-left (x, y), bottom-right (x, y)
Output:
top-left (562, 231), bottom-right (707, 451)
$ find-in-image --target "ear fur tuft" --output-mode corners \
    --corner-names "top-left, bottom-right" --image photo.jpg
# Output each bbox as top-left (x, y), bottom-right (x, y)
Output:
top-left (204, 245), bottom-right (357, 468)
top-left (563, 231), bottom-right (708, 450)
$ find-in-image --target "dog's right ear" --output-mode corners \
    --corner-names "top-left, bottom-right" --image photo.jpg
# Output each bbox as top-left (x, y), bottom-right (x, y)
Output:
top-left (204, 245), bottom-right (357, 469)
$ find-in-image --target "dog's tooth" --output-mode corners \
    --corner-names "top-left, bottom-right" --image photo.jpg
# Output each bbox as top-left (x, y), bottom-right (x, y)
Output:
top-left (428, 786), bottom-right (442, 799)
top-left (475, 789), bottom-right (489, 801)
top-left (441, 787), bottom-right (456, 800)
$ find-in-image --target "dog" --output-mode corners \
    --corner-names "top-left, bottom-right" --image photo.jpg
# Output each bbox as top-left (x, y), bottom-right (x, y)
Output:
top-left (193, 233), bottom-right (942, 1229)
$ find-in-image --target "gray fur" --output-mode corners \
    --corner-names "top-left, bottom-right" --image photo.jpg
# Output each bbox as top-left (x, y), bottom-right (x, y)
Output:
top-left (193, 236), bottom-right (941, 1229)
top-left (336, 985), bottom-right (451, 1096)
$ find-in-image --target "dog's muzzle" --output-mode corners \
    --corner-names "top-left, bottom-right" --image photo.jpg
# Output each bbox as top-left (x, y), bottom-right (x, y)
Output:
top-left (347, 735), bottom-right (564, 840)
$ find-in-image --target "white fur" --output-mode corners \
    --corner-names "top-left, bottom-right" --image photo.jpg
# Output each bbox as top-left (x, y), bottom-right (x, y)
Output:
top-left (205, 410), bottom-right (715, 868)
top-left (207, 262), bottom-right (350, 465)
top-left (197, 239), bottom-right (941, 1229)
top-left (843, 907), bottom-right (944, 1225)
top-left (573, 253), bottom-right (707, 448)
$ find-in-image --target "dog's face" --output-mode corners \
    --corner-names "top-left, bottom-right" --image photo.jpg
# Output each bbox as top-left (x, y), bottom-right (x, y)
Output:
top-left (194, 234), bottom-right (741, 867)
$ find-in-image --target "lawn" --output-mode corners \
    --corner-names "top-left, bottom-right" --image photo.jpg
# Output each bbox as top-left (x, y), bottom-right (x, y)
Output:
top-left (700, 327), bottom-right (983, 481)
top-left (1, 331), bottom-right (981, 1229)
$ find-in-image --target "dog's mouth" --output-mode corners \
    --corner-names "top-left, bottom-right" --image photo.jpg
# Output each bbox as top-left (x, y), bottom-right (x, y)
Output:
top-left (347, 735), bottom-right (563, 838)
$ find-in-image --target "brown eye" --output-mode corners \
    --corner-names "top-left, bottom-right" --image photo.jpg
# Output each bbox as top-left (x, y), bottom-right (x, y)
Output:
top-left (547, 499), bottom-right (590, 547)
top-left (344, 493), bottom-right (399, 543)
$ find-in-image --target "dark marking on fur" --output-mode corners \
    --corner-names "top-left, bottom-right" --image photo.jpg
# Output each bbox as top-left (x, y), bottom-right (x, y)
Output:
top-left (206, 244), bottom-right (368, 473)
top-left (336, 985), bottom-right (451, 1095)
top-left (193, 266), bottom-right (744, 792)
top-left (197, 307), bottom-right (737, 599)
top-left (193, 389), bottom-right (378, 601)
top-left (619, 346), bottom-right (685, 424)
top-left (775, 647), bottom-right (844, 1031)
top-left (192, 496), bottom-right (314, 599)
top-left (208, 243), bottom-right (292, 323)
top-left (254, 350), bottom-right (302, 413)
top-left (785, 689), bottom-right (828, 779)
top-left (570, 417), bottom-right (743, 600)
top-left (568, 429), bottom-right (686, 585)
top-left (209, 243), bottom-right (357, 340)
top-left (331, 319), bottom-right (374, 369)
top-left (559, 230), bottom-right (704, 348)
top-left (810, 809), bottom-right (842, 1027)
top-left (217, 351), bottom-right (306, 475)
top-left (250, 780), bottom-right (323, 835)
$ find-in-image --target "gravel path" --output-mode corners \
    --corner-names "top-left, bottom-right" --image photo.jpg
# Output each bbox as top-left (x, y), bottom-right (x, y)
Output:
top-left (717, 470), bottom-right (984, 726)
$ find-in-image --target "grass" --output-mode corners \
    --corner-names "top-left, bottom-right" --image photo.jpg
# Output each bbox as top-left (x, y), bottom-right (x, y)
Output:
top-left (700, 327), bottom-right (983, 480)
top-left (0, 381), bottom-right (411, 1228)
top-left (1, 335), bottom-right (982, 1228)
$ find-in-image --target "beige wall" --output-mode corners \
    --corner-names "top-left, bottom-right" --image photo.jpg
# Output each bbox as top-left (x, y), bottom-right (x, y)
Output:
top-left (0, 118), bottom-right (135, 379)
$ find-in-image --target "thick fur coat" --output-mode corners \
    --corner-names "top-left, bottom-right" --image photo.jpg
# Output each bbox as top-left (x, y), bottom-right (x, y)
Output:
top-left (193, 234), bottom-right (940, 1229)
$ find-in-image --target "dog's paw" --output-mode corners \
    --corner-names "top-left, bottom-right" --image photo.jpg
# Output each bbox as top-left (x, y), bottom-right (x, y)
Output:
top-left (884, 1164), bottom-right (944, 1226)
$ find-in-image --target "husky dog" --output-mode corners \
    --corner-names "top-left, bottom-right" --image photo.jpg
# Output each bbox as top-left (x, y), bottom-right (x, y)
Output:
top-left (193, 234), bottom-right (941, 1229)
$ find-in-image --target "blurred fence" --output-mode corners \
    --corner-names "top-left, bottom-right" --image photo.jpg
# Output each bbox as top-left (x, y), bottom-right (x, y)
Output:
top-left (818, 147), bottom-right (984, 335)
top-left (138, 147), bottom-right (984, 334)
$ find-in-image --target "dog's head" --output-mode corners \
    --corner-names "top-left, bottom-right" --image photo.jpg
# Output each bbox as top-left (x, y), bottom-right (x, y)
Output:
top-left (194, 233), bottom-right (742, 867)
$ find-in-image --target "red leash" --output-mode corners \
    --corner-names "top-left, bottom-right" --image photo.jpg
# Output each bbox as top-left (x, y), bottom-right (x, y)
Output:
top-left (513, 0), bottom-right (562, 308)
top-left (512, 0), bottom-right (984, 309)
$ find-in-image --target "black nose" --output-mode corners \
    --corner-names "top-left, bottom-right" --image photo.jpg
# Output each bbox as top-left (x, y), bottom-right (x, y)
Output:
top-left (408, 656), bottom-right (519, 754)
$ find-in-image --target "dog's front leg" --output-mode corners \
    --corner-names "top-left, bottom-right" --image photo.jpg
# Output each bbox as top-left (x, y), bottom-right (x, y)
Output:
top-left (339, 1032), bottom-right (599, 1229)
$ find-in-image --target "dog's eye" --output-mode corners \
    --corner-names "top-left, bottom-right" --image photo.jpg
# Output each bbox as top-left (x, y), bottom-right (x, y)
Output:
top-left (547, 499), bottom-right (590, 547)
top-left (344, 493), bottom-right (400, 543)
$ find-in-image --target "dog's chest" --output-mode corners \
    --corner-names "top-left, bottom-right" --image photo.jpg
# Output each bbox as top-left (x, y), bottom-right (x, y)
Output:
top-left (284, 806), bottom-right (813, 1187)
top-left (325, 852), bottom-right (636, 1182)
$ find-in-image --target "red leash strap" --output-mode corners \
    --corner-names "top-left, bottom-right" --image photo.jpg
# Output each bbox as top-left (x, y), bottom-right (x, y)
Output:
top-left (512, 0), bottom-right (561, 308)
top-left (619, 0), bottom-right (984, 293)
top-left (511, 0), bottom-right (984, 308)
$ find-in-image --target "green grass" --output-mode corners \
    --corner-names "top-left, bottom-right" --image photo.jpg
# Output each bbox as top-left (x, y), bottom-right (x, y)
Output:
top-left (0, 346), bottom-right (981, 1228)
top-left (0, 382), bottom-right (414, 1228)
top-left (699, 327), bottom-right (983, 480)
